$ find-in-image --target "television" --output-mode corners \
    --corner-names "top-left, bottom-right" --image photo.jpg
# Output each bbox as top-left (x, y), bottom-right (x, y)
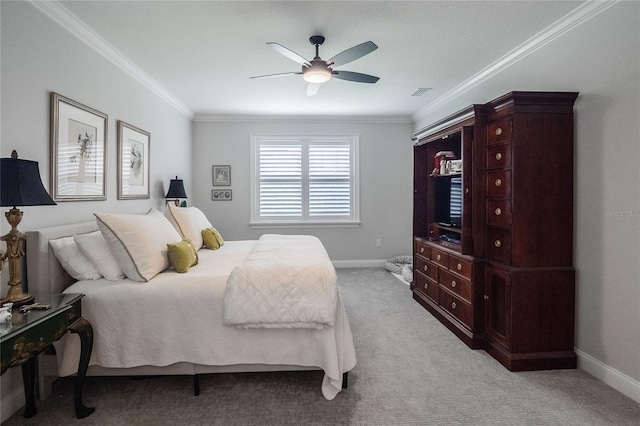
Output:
top-left (435, 176), bottom-right (463, 228)
top-left (449, 177), bottom-right (462, 227)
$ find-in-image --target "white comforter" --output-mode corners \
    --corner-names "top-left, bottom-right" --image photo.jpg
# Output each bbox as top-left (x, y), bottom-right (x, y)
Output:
top-left (223, 234), bottom-right (337, 329)
top-left (55, 240), bottom-right (356, 400)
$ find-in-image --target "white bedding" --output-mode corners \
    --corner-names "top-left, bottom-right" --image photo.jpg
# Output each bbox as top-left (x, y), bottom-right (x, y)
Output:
top-left (55, 240), bottom-right (356, 400)
top-left (224, 234), bottom-right (337, 329)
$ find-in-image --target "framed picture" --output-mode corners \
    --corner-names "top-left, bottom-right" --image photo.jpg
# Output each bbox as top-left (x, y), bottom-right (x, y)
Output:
top-left (117, 121), bottom-right (150, 199)
top-left (212, 189), bottom-right (232, 201)
top-left (50, 93), bottom-right (107, 201)
top-left (212, 165), bottom-right (231, 186)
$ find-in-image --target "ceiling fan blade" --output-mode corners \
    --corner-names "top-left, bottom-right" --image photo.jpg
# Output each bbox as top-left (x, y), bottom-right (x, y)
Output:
top-left (250, 72), bottom-right (302, 79)
top-left (267, 42), bottom-right (311, 66)
top-left (307, 83), bottom-right (320, 96)
top-left (327, 41), bottom-right (378, 67)
top-left (332, 70), bottom-right (379, 84)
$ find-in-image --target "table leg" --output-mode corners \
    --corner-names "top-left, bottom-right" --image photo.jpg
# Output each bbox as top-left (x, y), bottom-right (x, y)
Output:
top-left (69, 317), bottom-right (95, 419)
top-left (21, 357), bottom-right (37, 418)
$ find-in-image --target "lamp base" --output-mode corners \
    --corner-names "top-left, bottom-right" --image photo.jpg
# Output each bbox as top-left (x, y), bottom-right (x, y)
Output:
top-left (2, 294), bottom-right (34, 308)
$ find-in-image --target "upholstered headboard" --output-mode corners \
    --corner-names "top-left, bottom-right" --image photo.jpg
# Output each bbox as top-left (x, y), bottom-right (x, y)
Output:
top-left (25, 222), bottom-right (98, 294)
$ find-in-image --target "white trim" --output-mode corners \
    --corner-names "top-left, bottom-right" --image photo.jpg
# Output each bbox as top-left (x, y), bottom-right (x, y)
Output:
top-left (576, 348), bottom-right (640, 404)
top-left (30, 0), bottom-right (194, 119)
top-left (412, 0), bottom-right (621, 122)
top-left (332, 259), bottom-right (387, 269)
top-left (249, 221), bottom-right (361, 229)
top-left (193, 114), bottom-right (413, 123)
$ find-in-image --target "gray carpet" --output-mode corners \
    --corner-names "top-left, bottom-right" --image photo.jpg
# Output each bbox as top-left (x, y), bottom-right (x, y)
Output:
top-left (4, 268), bottom-right (640, 425)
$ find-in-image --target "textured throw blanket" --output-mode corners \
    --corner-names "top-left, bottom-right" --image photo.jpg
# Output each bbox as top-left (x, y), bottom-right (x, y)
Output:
top-left (223, 234), bottom-right (338, 329)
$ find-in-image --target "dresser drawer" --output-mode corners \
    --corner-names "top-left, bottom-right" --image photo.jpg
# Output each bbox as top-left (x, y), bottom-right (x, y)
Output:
top-left (431, 248), bottom-right (449, 268)
top-left (486, 199), bottom-right (512, 227)
top-left (414, 239), bottom-right (430, 259)
top-left (487, 144), bottom-right (512, 170)
top-left (415, 273), bottom-right (439, 302)
top-left (415, 256), bottom-right (438, 282)
top-left (486, 170), bottom-right (511, 197)
top-left (486, 227), bottom-right (512, 264)
top-left (440, 269), bottom-right (472, 303)
top-left (447, 255), bottom-right (472, 280)
top-left (439, 291), bottom-right (472, 328)
top-left (488, 116), bottom-right (512, 145)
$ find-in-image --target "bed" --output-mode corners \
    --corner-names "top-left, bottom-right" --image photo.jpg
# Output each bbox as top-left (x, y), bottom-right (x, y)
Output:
top-left (25, 208), bottom-right (356, 401)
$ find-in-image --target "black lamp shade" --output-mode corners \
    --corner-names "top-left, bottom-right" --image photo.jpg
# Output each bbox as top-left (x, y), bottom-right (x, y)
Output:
top-left (165, 177), bottom-right (187, 200)
top-left (0, 154), bottom-right (56, 207)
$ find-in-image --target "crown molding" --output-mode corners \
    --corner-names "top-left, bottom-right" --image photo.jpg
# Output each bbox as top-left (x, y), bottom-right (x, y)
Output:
top-left (30, 0), bottom-right (194, 119)
top-left (412, 0), bottom-right (621, 123)
top-left (192, 114), bottom-right (413, 124)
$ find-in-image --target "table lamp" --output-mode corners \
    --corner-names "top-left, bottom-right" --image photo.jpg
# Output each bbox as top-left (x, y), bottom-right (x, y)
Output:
top-left (165, 176), bottom-right (187, 207)
top-left (0, 150), bottom-right (56, 304)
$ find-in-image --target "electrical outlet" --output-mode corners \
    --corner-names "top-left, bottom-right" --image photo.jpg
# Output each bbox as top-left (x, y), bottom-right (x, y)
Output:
top-left (376, 239), bottom-right (382, 247)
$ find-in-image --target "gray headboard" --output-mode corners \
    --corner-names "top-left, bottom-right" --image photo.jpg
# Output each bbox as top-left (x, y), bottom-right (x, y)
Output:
top-left (26, 222), bottom-right (98, 294)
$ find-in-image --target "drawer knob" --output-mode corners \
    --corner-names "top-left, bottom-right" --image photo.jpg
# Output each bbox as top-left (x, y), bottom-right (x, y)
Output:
top-left (495, 178), bottom-right (502, 187)
top-left (420, 247), bottom-right (424, 254)
top-left (456, 263), bottom-right (462, 271)
top-left (436, 254), bottom-right (441, 261)
top-left (494, 240), bottom-right (502, 248)
top-left (495, 207), bottom-right (502, 216)
top-left (495, 152), bottom-right (502, 161)
top-left (465, 187), bottom-right (469, 194)
top-left (423, 265), bottom-right (428, 272)
top-left (495, 127), bottom-right (502, 136)
top-left (451, 280), bottom-right (456, 288)
top-left (484, 295), bottom-right (489, 301)
top-left (451, 302), bottom-right (457, 309)
top-left (424, 283), bottom-right (428, 290)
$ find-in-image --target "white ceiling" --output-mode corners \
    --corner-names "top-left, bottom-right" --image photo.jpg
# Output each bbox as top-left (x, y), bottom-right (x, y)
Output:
top-left (52, 0), bottom-right (585, 119)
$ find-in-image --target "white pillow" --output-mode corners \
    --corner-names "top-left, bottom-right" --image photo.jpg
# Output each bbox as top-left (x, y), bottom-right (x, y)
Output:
top-left (165, 204), bottom-right (213, 250)
top-left (74, 231), bottom-right (125, 281)
top-left (49, 236), bottom-right (102, 281)
top-left (95, 208), bottom-right (182, 282)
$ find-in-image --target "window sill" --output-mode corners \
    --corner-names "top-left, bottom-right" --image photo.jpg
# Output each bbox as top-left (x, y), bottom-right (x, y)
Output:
top-left (249, 221), bottom-right (361, 229)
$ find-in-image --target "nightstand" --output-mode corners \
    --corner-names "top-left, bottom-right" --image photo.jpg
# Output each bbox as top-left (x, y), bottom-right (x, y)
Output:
top-left (1, 293), bottom-right (94, 419)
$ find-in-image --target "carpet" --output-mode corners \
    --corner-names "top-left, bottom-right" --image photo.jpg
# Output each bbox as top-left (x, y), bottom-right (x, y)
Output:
top-left (4, 268), bottom-right (639, 425)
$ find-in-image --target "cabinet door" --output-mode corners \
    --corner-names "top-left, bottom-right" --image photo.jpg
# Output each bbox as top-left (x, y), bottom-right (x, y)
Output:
top-left (484, 265), bottom-right (511, 349)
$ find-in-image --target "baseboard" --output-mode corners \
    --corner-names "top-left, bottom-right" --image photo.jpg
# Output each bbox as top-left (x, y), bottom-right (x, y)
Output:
top-left (576, 348), bottom-right (640, 403)
top-left (332, 259), bottom-right (386, 268)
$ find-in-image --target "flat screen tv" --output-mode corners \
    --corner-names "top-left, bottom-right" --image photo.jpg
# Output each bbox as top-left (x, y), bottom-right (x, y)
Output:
top-left (449, 177), bottom-right (462, 227)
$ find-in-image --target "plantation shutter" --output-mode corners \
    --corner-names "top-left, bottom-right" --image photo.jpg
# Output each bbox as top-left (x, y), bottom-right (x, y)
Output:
top-left (253, 136), bottom-right (357, 224)
top-left (258, 143), bottom-right (302, 218)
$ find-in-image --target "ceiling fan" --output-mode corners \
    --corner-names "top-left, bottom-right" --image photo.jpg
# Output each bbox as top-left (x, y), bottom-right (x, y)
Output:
top-left (250, 35), bottom-right (379, 96)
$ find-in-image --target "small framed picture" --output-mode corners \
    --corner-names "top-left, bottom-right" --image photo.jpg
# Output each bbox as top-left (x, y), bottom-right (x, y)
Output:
top-left (50, 92), bottom-right (107, 201)
top-left (117, 121), bottom-right (150, 199)
top-left (212, 190), bottom-right (232, 201)
top-left (213, 165), bottom-right (230, 186)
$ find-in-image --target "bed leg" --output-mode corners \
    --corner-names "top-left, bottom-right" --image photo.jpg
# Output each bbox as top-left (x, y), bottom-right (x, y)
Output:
top-left (193, 375), bottom-right (200, 396)
top-left (342, 372), bottom-right (348, 389)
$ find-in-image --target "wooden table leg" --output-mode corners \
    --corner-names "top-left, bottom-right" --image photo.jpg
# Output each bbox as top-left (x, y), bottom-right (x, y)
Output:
top-left (69, 317), bottom-right (95, 419)
top-left (21, 357), bottom-right (37, 418)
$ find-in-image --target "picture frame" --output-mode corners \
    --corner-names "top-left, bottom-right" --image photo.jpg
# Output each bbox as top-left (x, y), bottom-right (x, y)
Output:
top-left (50, 92), bottom-right (107, 201)
top-left (117, 121), bottom-right (151, 200)
top-left (212, 165), bottom-right (231, 186)
top-left (212, 189), bottom-right (232, 201)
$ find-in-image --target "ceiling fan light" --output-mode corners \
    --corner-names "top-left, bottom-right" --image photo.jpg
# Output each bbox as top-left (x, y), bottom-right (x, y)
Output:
top-left (303, 61), bottom-right (332, 83)
top-left (303, 70), bottom-right (331, 83)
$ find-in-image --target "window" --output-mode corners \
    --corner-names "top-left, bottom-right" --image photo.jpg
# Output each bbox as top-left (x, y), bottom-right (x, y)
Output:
top-left (250, 135), bottom-right (360, 227)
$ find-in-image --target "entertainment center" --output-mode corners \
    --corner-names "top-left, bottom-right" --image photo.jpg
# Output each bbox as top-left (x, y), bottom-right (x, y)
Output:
top-left (412, 91), bottom-right (578, 371)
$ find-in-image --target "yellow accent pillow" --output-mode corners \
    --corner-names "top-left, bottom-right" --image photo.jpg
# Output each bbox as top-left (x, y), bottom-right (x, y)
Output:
top-left (167, 238), bottom-right (199, 273)
top-left (202, 227), bottom-right (224, 250)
